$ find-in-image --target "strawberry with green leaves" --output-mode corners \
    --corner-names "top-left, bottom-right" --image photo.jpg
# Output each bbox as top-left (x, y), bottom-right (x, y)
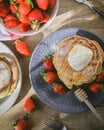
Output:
top-left (14, 39), bottom-right (30, 56)
top-left (28, 8), bottom-right (43, 22)
top-left (28, 8), bottom-right (43, 30)
top-left (14, 118), bottom-right (32, 130)
top-left (41, 71), bottom-right (58, 84)
top-left (53, 82), bottom-right (67, 94)
top-left (43, 55), bottom-right (53, 70)
top-left (23, 97), bottom-right (36, 114)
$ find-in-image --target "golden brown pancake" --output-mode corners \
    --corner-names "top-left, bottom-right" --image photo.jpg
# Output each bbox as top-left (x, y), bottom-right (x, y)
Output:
top-left (0, 53), bottom-right (18, 98)
top-left (53, 35), bottom-right (104, 89)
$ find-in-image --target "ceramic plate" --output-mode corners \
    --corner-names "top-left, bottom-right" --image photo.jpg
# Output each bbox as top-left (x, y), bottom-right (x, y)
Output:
top-left (0, 42), bottom-right (22, 116)
top-left (29, 28), bottom-right (104, 114)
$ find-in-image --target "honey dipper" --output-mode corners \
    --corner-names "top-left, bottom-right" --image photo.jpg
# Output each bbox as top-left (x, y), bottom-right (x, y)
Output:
top-left (74, 88), bottom-right (104, 125)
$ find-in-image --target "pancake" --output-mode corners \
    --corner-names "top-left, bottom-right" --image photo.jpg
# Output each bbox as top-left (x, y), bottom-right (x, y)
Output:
top-left (0, 53), bottom-right (18, 98)
top-left (53, 35), bottom-right (104, 89)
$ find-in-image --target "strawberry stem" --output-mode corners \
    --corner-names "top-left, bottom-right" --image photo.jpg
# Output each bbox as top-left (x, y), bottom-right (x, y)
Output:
top-left (30, 21), bottom-right (41, 31)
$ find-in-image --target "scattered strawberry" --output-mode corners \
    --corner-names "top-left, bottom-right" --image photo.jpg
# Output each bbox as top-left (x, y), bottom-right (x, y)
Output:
top-left (19, 23), bottom-right (30, 32)
top-left (48, 0), bottom-right (56, 8)
top-left (23, 97), bottom-right (36, 114)
top-left (5, 19), bottom-right (20, 28)
top-left (14, 118), bottom-right (32, 130)
top-left (41, 71), bottom-right (58, 84)
top-left (88, 83), bottom-right (101, 94)
top-left (28, 8), bottom-right (43, 21)
top-left (36, 0), bottom-right (49, 10)
top-left (53, 82), bottom-right (67, 94)
top-left (14, 39), bottom-right (30, 56)
top-left (95, 72), bottom-right (104, 82)
top-left (43, 55), bottom-right (54, 70)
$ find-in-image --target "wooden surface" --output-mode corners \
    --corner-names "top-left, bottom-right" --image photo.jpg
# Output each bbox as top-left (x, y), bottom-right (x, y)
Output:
top-left (0, 0), bottom-right (104, 130)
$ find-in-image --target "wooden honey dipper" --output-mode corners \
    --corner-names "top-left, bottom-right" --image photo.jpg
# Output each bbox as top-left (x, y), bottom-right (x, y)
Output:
top-left (74, 88), bottom-right (104, 125)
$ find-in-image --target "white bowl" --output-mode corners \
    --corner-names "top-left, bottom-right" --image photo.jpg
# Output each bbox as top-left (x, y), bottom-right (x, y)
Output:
top-left (0, 0), bottom-right (59, 36)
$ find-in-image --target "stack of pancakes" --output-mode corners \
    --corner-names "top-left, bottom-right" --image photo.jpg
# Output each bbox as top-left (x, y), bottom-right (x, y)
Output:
top-left (0, 54), bottom-right (18, 98)
top-left (53, 35), bottom-right (104, 89)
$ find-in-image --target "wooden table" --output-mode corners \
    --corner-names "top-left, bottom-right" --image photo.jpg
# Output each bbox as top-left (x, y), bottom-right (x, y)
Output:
top-left (0, 0), bottom-right (104, 130)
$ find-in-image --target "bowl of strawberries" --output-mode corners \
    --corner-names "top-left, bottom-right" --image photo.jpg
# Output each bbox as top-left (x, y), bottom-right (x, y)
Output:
top-left (0, 0), bottom-right (59, 36)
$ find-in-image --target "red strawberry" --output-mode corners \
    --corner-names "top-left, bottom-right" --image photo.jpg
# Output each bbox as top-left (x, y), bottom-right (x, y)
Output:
top-left (0, 2), bottom-right (4, 12)
top-left (5, 19), bottom-right (20, 28)
top-left (14, 39), bottom-right (30, 56)
top-left (43, 55), bottom-right (53, 70)
top-left (48, 0), bottom-right (56, 8)
top-left (18, 2), bottom-right (31, 15)
top-left (19, 14), bottom-right (30, 23)
top-left (95, 72), bottom-right (104, 82)
top-left (88, 83), bottom-right (101, 94)
top-left (41, 71), bottom-right (58, 84)
top-left (53, 82), bottom-right (67, 94)
top-left (4, 14), bottom-right (17, 22)
top-left (23, 97), bottom-right (36, 114)
top-left (42, 12), bottom-right (50, 23)
top-left (19, 23), bottom-right (30, 32)
top-left (13, 0), bottom-right (24, 3)
top-left (28, 8), bottom-right (43, 21)
top-left (10, 4), bottom-right (18, 13)
top-left (36, 0), bottom-right (49, 10)
top-left (0, 3), bottom-right (10, 18)
top-left (14, 118), bottom-right (32, 130)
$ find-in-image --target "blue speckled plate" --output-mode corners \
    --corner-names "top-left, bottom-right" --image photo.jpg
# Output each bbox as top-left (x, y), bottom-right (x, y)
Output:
top-left (29, 28), bottom-right (104, 114)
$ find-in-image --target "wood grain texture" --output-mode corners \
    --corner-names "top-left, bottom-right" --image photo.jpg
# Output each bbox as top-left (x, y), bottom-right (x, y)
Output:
top-left (0, 0), bottom-right (104, 130)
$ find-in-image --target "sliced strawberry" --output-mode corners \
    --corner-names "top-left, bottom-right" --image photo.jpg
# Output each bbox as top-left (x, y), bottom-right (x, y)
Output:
top-left (14, 39), bottom-right (30, 56)
top-left (23, 97), bottom-right (36, 114)
top-left (28, 8), bottom-right (43, 21)
top-left (19, 23), bottom-right (31, 32)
